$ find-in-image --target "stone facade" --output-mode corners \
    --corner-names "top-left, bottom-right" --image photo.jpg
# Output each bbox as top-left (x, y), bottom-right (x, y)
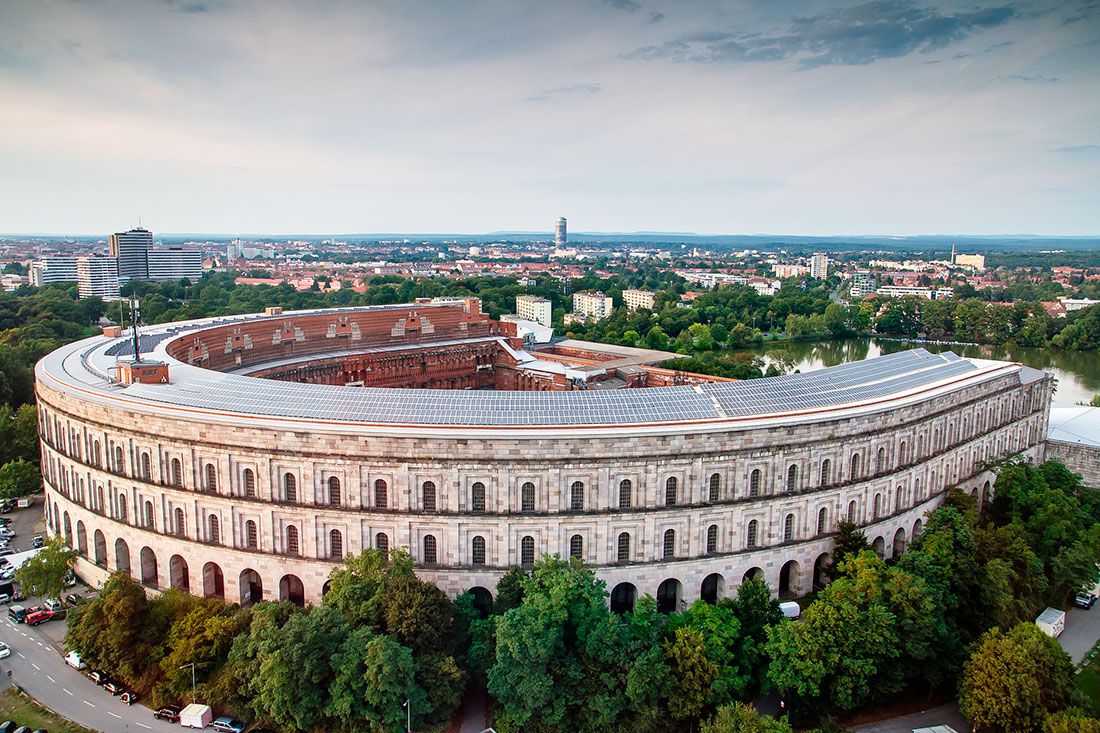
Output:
top-left (1045, 440), bottom-right (1100, 489)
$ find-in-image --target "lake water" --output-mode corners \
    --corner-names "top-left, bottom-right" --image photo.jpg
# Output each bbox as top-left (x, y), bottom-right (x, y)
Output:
top-left (731, 338), bottom-right (1100, 406)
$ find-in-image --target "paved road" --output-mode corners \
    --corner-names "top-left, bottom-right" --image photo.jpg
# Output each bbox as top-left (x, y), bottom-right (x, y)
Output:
top-left (851, 702), bottom-right (971, 732)
top-left (1059, 604), bottom-right (1100, 664)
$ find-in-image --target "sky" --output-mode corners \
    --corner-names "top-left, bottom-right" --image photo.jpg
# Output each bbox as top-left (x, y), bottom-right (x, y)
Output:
top-left (0, 0), bottom-right (1098, 236)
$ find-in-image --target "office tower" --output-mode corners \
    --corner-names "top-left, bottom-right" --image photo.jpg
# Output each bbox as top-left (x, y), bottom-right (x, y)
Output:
top-left (810, 252), bottom-right (829, 279)
top-left (29, 255), bottom-right (80, 287)
top-left (147, 248), bottom-right (203, 281)
top-left (110, 227), bottom-right (153, 282)
top-left (516, 294), bottom-right (553, 328)
top-left (77, 255), bottom-right (120, 298)
top-left (555, 217), bottom-right (567, 247)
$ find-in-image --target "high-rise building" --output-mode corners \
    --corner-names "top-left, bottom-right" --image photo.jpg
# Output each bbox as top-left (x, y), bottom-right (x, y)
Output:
top-left (516, 294), bottom-right (553, 328)
top-left (29, 255), bottom-right (80, 287)
top-left (572, 291), bottom-right (614, 320)
top-left (810, 252), bottom-right (829, 279)
top-left (77, 255), bottom-right (120, 298)
top-left (622, 289), bottom-right (656, 311)
top-left (555, 217), bottom-right (567, 247)
top-left (110, 227), bottom-right (153, 282)
top-left (851, 270), bottom-right (877, 298)
top-left (147, 248), bottom-right (203, 282)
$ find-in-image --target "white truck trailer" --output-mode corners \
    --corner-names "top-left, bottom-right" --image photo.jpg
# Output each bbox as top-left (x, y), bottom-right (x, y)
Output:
top-left (1035, 607), bottom-right (1066, 638)
top-left (179, 703), bottom-right (213, 729)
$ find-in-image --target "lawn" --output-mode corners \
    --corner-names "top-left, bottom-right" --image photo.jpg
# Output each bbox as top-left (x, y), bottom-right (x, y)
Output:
top-left (0, 686), bottom-right (96, 733)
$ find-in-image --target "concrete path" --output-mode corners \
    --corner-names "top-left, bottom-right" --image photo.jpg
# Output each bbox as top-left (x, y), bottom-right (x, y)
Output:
top-left (458, 684), bottom-right (488, 733)
top-left (850, 701), bottom-right (971, 732)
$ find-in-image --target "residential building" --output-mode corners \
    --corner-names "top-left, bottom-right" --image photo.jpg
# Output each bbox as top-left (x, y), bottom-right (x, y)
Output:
top-left (851, 270), bottom-right (877, 298)
top-left (555, 217), bottom-right (567, 247)
top-left (876, 285), bottom-right (953, 300)
top-left (773, 264), bottom-right (808, 278)
top-left (29, 255), bottom-right (80, 287)
top-left (76, 255), bottom-right (120, 298)
top-left (954, 253), bottom-right (985, 270)
top-left (748, 278), bottom-right (782, 296)
top-left (1059, 298), bottom-right (1100, 313)
top-left (573, 291), bottom-right (614, 320)
top-left (622, 289), bottom-right (656, 311)
top-left (110, 227), bottom-right (153, 282)
top-left (810, 252), bottom-right (829, 279)
top-left (516, 294), bottom-right (553, 328)
top-left (147, 247), bottom-right (203, 282)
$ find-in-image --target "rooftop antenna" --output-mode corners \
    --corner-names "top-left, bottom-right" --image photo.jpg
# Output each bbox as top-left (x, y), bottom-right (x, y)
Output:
top-left (129, 297), bottom-right (141, 361)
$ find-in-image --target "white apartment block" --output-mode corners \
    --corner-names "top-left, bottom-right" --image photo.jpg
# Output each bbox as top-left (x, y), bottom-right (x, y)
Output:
top-left (29, 255), bottom-right (80, 287)
top-left (515, 295), bottom-right (553, 328)
top-left (77, 256), bottom-right (121, 298)
top-left (622, 289), bottom-right (656, 311)
top-left (572, 291), bottom-right (614, 320)
top-left (877, 285), bottom-right (954, 300)
top-left (810, 252), bottom-right (829, 279)
top-left (954, 253), bottom-right (985, 270)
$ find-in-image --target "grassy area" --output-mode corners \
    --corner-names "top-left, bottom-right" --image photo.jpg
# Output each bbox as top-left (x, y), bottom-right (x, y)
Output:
top-left (1077, 666), bottom-right (1100, 717)
top-left (0, 686), bottom-right (96, 733)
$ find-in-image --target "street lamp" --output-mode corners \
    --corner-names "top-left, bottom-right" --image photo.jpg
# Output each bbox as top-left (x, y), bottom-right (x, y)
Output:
top-left (179, 662), bottom-right (196, 703)
top-left (403, 698), bottom-right (410, 733)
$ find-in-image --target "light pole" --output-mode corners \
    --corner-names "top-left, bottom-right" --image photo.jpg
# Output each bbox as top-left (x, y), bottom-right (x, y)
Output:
top-left (403, 698), bottom-right (410, 733)
top-left (179, 662), bottom-right (196, 703)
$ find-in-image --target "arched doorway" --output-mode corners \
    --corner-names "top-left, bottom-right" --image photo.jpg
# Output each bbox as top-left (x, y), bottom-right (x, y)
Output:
top-left (76, 522), bottom-right (88, 556)
top-left (742, 567), bottom-right (764, 585)
top-left (139, 547), bottom-right (158, 588)
top-left (813, 552), bottom-right (832, 590)
top-left (913, 518), bottom-right (923, 538)
top-left (778, 560), bottom-right (801, 598)
top-left (114, 538), bottom-right (131, 576)
top-left (279, 574), bottom-right (304, 607)
top-left (239, 569), bottom-right (263, 606)
top-left (892, 528), bottom-right (906, 558)
top-left (656, 578), bottom-right (682, 614)
top-left (871, 536), bottom-right (885, 558)
top-left (610, 583), bottom-right (637, 615)
top-left (469, 587), bottom-right (493, 618)
top-left (700, 573), bottom-right (725, 604)
top-left (93, 530), bottom-right (107, 567)
top-left (203, 562), bottom-right (225, 601)
top-left (322, 580), bottom-right (333, 597)
top-left (170, 555), bottom-right (190, 592)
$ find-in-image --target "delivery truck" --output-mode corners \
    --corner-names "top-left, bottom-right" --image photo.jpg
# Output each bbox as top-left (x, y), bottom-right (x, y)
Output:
top-left (1035, 607), bottom-right (1065, 638)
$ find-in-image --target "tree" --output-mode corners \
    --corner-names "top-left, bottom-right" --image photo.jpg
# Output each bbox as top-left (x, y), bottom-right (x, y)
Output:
top-left (702, 702), bottom-right (793, 733)
top-left (823, 303), bottom-right (847, 336)
top-left (379, 575), bottom-right (455, 656)
top-left (323, 548), bottom-right (413, 629)
top-left (727, 576), bottom-right (782, 694)
top-left (958, 623), bottom-right (1075, 733)
top-left (0, 458), bottom-right (40, 499)
top-left (157, 601), bottom-right (248, 704)
top-left (665, 626), bottom-right (718, 722)
top-left (64, 572), bottom-right (154, 686)
top-left (1043, 709), bottom-right (1100, 733)
top-left (15, 534), bottom-right (76, 598)
top-left (825, 521), bottom-right (869, 577)
top-left (328, 628), bottom-right (428, 733)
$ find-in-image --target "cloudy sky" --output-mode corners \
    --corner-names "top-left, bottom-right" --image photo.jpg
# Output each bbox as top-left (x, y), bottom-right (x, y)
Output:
top-left (1, 0), bottom-right (1097, 236)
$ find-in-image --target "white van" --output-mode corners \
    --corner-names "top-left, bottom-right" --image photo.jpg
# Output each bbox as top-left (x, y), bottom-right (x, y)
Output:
top-left (64, 650), bottom-right (86, 670)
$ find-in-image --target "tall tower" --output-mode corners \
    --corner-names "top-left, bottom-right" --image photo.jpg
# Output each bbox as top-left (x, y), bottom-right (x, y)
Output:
top-left (555, 217), bottom-right (567, 247)
top-left (110, 227), bottom-right (153, 282)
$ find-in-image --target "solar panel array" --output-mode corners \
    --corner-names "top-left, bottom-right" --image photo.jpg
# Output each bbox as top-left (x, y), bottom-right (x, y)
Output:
top-left (105, 331), bottom-right (180, 357)
top-left (118, 347), bottom-right (982, 427)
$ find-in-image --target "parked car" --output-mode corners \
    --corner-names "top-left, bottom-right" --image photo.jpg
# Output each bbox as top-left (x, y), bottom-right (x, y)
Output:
top-left (7, 605), bottom-right (27, 623)
top-left (0, 642), bottom-right (10, 659)
top-left (121, 690), bottom-right (139, 705)
top-left (153, 705), bottom-right (181, 722)
top-left (0, 549), bottom-right (13, 557)
top-left (64, 592), bottom-right (83, 606)
top-left (212, 717), bottom-right (246, 733)
top-left (0, 722), bottom-right (13, 733)
top-left (65, 650), bottom-right (86, 669)
top-left (26, 609), bottom-right (55, 626)
top-left (1075, 591), bottom-right (1097, 609)
top-left (44, 598), bottom-right (63, 613)
top-left (103, 681), bottom-right (124, 695)
top-left (0, 569), bottom-right (14, 582)
top-left (0, 594), bottom-right (11, 606)
top-left (10, 726), bottom-right (30, 733)
top-left (87, 670), bottom-right (107, 685)
top-left (31, 535), bottom-right (43, 548)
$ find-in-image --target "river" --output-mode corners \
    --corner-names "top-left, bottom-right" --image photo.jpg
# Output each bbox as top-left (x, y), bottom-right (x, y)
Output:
top-left (731, 338), bottom-right (1100, 406)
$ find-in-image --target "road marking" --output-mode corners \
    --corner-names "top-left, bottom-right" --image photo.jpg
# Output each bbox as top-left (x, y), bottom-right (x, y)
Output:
top-left (136, 724), bottom-right (151, 729)
top-left (108, 712), bottom-right (122, 719)
top-left (82, 700), bottom-right (95, 707)
top-left (16, 652), bottom-right (24, 659)
top-left (46, 674), bottom-right (55, 683)
top-left (63, 688), bottom-right (73, 695)
top-left (31, 663), bottom-right (39, 670)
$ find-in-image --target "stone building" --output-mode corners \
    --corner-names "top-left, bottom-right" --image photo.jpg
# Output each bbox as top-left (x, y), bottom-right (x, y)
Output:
top-left (36, 302), bottom-right (1052, 613)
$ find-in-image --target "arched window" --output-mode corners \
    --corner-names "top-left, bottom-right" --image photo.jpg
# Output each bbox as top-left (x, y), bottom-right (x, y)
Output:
top-left (471, 482), bottom-right (486, 513)
top-left (284, 473), bottom-right (297, 502)
top-left (618, 479), bottom-right (632, 509)
top-left (246, 520), bottom-right (258, 549)
top-left (570, 481), bottom-right (584, 511)
top-left (423, 534), bottom-right (438, 564)
top-left (114, 445), bottom-right (124, 474)
top-left (93, 441), bottom-right (102, 467)
top-left (243, 469), bottom-right (256, 498)
top-left (471, 535), bottom-right (486, 565)
top-left (914, 477), bottom-right (921, 499)
top-left (521, 535), bottom-right (535, 568)
top-left (820, 459), bottom-right (831, 486)
top-left (569, 534), bottom-right (583, 559)
top-left (330, 529), bottom-right (343, 559)
top-left (422, 481), bottom-right (436, 512)
top-left (784, 513), bottom-right (794, 542)
top-left (786, 464), bottom-right (798, 492)
top-left (617, 532), bottom-right (630, 562)
top-left (873, 493), bottom-right (881, 519)
top-left (709, 473), bottom-right (721, 502)
top-left (374, 479), bottom-right (388, 509)
top-left (205, 463), bottom-right (217, 492)
top-left (143, 500), bottom-right (154, 529)
top-left (848, 500), bottom-right (857, 522)
top-left (174, 507), bottom-right (185, 536)
top-left (171, 458), bottom-right (182, 488)
top-left (521, 482), bottom-right (535, 512)
top-left (917, 434), bottom-right (924, 458)
top-left (376, 533), bottom-right (389, 553)
top-left (850, 453), bottom-right (861, 480)
top-left (817, 507), bottom-right (827, 534)
top-left (665, 477), bottom-right (677, 506)
top-left (877, 447), bottom-right (886, 473)
top-left (747, 520), bottom-right (759, 548)
top-left (208, 515), bottom-right (220, 544)
top-left (328, 477), bottom-right (341, 507)
top-left (286, 525), bottom-right (299, 555)
top-left (663, 529), bottom-right (676, 558)
top-left (899, 442), bottom-right (907, 465)
top-left (895, 488), bottom-right (903, 512)
top-left (118, 494), bottom-right (127, 521)
top-left (141, 453), bottom-right (151, 481)
top-left (706, 524), bottom-right (718, 554)
top-left (749, 469), bottom-right (761, 497)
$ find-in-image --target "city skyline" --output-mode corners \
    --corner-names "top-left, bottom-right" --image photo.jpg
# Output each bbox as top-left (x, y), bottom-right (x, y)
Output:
top-left (1, 0), bottom-right (1098, 236)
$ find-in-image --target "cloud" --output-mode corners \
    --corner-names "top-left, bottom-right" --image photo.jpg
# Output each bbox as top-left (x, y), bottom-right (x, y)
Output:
top-left (1002, 73), bottom-right (1060, 82)
top-left (952, 52), bottom-right (973, 59)
top-left (152, 0), bottom-right (224, 12)
top-left (600, 0), bottom-right (641, 11)
top-left (1052, 144), bottom-right (1099, 153)
top-left (626, 1), bottom-right (1019, 68)
top-left (649, 11), bottom-right (665, 24)
top-left (523, 83), bottom-right (603, 102)
top-left (985, 41), bottom-right (1015, 51)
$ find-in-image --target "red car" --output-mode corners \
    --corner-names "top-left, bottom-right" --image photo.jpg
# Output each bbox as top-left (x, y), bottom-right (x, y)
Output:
top-left (25, 610), bottom-right (54, 626)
